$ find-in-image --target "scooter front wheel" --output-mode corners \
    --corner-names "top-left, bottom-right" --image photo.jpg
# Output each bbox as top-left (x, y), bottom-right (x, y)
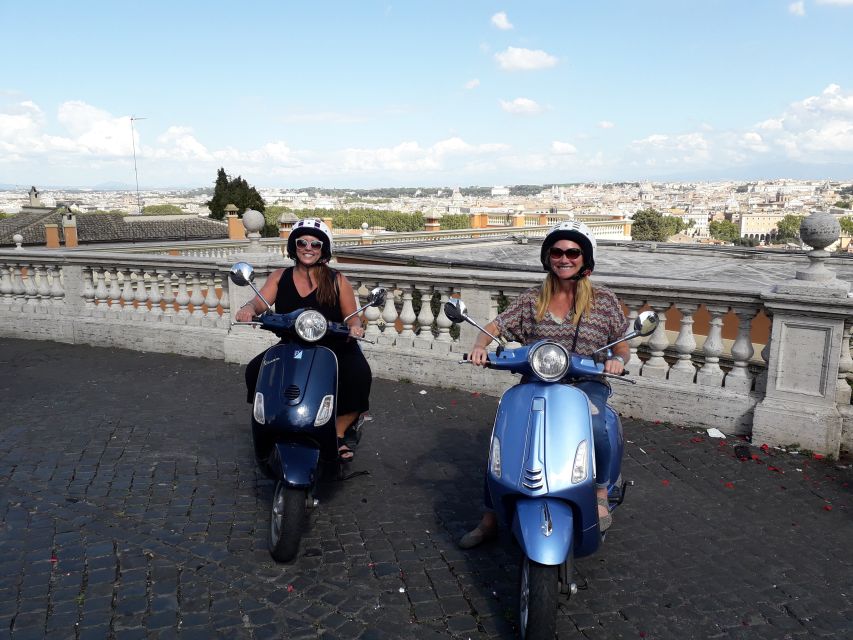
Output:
top-left (269, 481), bottom-right (307, 562)
top-left (518, 555), bottom-right (558, 640)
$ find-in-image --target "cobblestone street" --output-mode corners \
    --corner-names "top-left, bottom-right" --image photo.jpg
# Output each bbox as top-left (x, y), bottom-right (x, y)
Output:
top-left (1, 338), bottom-right (851, 639)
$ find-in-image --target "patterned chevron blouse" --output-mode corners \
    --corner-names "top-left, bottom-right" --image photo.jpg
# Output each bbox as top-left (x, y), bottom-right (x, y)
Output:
top-left (494, 285), bottom-right (628, 357)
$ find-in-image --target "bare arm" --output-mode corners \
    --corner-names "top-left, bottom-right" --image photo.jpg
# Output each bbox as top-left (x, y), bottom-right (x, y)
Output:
top-left (234, 269), bottom-right (283, 322)
top-left (469, 320), bottom-right (500, 366)
top-left (337, 273), bottom-right (365, 338)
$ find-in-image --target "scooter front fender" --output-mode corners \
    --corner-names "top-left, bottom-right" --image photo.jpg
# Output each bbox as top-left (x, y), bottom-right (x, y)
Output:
top-left (270, 442), bottom-right (320, 489)
top-left (512, 498), bottom-right (574, 566)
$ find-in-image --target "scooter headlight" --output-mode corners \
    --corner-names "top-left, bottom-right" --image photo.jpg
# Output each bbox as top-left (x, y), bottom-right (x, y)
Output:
top-left (571, 439), bottom-right (589, 484)
top-left (529, 342), bottom-right (569, 382)
top-left (294, 310), bottom-right (328, 342)
top-left (490, 436), bottom-right (501, 478)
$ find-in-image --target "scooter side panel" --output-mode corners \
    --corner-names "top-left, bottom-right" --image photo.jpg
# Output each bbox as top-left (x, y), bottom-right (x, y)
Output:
top-left (605, 406), bottom-right (623, 488)
top-left (511, 498), bottom-right (573, 566)
top-left (255, 343), bottom-right (338, 431)
top-left (270, 442), bottom-right (320, 488)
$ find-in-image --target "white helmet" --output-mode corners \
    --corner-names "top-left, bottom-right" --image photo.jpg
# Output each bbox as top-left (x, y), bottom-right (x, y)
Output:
top-left (540, 220), bottom-right (597, 275)
top-left (287, 218), bottom-right (334, 263)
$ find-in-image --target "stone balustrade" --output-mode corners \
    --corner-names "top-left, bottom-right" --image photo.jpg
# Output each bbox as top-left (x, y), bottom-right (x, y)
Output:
top-left (1, 247), bottom-right (850, 456)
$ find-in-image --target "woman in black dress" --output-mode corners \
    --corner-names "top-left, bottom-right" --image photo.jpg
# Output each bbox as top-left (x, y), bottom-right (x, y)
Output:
top-left (236, 218), bottom-right (371, 462)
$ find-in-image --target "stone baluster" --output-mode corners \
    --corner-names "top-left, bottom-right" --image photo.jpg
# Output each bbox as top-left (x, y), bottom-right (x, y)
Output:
top-left (378, 284), bottom-right (399, 345)
top-left (204, 273), bottom-right (220, 325)
top-left (363, 282), bottom-right (382, 338)
top-left (134, 270), bottom-right (149, 320)
top-left (35, 265), bottom-right (51, 311)
top-left (396, 284), bottom-right (417, 347)
top-left (147, 271), bottom-right (162, 321)
top-left (696, 304), bottom-right (728, 387)
top-left (414, 284), bottom-right (436, 350)
top-left (94, 268), bottom-right (109, 314)
top-left (175, 272), bottom-right (191, 319)
top-left (120, 269), bottom-right (135, 318)
top-left (640, 302), bottom-right (671, 379)
top-left (218, 275), bottom-right (230, 329)
top-left (9, 264), bottom-right (25, 310)
top-left (434, 288), bottom-right (454, 351)
top-left (81, 267), bottom-right (96, 314)
top-left (620, 297), bottom-right (646, 364)
top-left (21, 264), bottom-right (39, 312)
top-left (161, 270), bottom-right (176, 321)
top-left (726, 306), bottom-right (757, 393)
top-left (0, 263), bottom-right (13, 306)
top-left (107, 269), bottom-right (122, 314)
top-left (836, 319), bottom-right (853, 405)
top-left (189, 271), bottom-right (206, 323)
top-left (669, 303), bottom-right (699, 384)
top-left (47, 265), bottom-right (65, 307)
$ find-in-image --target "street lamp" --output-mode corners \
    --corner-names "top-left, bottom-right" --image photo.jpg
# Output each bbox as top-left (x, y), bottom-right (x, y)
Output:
top-left (130, 116), bottom-right (147, 215)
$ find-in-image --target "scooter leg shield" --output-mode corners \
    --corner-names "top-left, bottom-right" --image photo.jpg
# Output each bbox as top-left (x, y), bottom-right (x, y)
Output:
top-left (511, 498), bottom-right (574, 566)
top-left (271, 443), bottom-right (320, 489)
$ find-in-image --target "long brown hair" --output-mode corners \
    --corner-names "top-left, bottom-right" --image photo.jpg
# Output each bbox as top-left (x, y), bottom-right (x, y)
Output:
top-left (304, 263), bottom-right (338, 307)
top-left (535, 273), bottom-right (594, 325)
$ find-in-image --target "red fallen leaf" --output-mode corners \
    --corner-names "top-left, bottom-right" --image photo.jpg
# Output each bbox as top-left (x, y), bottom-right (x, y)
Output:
top-left (654, 420), bottom-right (661, 424)
top-left (823, 504), bottom-right (833, 511)
top-left (49, 554), bottom-right (58, 564)
top-left (286, 584), bottom-right (294, 593)
top-left (768, 465), bottom-right (783, 473)
top-left (639, 633), bottom-right (647, 638)
top-left (813, 453), bottom-right (824, 460)
top-left (661, 479), bottom-right (670, 487)
top-left (751, 454), bottom-right (761, 461)
top-left (471, 392), bottom-right (481, 398)
top-left (718, 441), bottom-right (727, 447)
top-left (724, 482), bottom-right (735, 489)
top-left (760, 443), bottom-right (770, 452)
top-left (690, 437), bottom-right (704, 443)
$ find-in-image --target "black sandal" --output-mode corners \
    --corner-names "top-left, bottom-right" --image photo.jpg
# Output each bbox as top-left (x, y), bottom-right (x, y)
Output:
top-left (337, 439), bottom-right (354, 463)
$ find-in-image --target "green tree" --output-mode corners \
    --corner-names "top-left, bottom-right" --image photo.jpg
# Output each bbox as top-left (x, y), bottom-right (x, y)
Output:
top-left (440, 214), bottom-right (470, 230)
top-left (834, 200), bottom-right (851, 209)
top-left (839, 217), bottom-right (853, 236)
top-left (776, 214), bottom-right (804, 242)
top-left (206, 167), bottom-right (265, 220)
top-left (142, 204), bottom-right (184, 215)
top-left (630, 208), bottom-right (686, 241)
top-left (708, 220), bottom-right (740, 243)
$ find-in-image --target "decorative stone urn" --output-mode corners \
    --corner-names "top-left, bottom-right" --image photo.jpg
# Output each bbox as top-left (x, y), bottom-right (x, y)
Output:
top-left (797, 210), bottom-right (841, 283)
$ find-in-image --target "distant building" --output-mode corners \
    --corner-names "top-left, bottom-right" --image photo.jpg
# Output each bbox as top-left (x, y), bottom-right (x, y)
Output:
top-left (491, 186), bottom-right (510, 197)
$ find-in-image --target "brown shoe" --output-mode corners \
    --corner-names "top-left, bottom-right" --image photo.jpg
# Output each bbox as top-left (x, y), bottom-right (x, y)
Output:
top-left (458, 525), bottom-right (497, 549)
top-left (597, 496), bottom-right (613, 532)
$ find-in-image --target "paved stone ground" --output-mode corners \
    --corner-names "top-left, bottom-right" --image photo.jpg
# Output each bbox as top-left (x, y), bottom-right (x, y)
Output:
top-left (1, 337), bottom-right (851, 640)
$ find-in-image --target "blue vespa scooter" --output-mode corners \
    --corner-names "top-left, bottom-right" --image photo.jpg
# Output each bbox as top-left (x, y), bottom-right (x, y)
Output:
top-left (229, 262), bottom-right (386, 562)
top-left (444, 298), bottom-right (659, 640)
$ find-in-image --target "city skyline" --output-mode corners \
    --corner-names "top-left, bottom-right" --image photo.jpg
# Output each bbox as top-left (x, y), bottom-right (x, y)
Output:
top-left (2, 1), bottom-right (853, 189)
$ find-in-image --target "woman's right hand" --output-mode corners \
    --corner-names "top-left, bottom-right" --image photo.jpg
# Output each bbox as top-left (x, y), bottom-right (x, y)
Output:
top-left (235, 306), bottom-right (255, 323)
top-left (470, 345), bottom-right (489, 367)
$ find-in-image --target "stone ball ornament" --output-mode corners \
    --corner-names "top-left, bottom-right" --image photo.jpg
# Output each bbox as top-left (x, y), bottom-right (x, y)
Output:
top-left (800, 209), bottom-right (839, 252)
top-left (13, 233), bottom-right (23, 249)
top-left (242, 209), bottom-right (265, 234)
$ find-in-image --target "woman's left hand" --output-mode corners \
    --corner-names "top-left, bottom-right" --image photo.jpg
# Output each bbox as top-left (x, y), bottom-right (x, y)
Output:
top-left (604, 358), bottom-right (625, 375)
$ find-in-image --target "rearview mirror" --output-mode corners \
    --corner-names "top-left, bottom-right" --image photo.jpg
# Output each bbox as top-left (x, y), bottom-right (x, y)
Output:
top-left (634, 310), bottom-right (660, 337)
top-left (366, 287), bottom-right (387, 308)
top-left (229, 262), bottom-right (254, 287)
top-left (443, 298), bottom-right (468, 324)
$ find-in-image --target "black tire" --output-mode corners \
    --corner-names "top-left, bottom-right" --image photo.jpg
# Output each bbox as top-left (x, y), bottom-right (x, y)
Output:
top-left (269, 482), bottom-right (307, 562)
top-left (518, 555), bottom-right (558, 640)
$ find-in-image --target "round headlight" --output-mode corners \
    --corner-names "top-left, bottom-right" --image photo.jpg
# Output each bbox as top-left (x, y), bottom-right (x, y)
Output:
top-left (529, 342), bottom-right (569, 381)
top-left (294, 310), bottom-right (328, 342)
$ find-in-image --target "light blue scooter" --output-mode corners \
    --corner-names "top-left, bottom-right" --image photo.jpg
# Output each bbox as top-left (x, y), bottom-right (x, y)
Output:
top-left (445, 299), bottom-right (659, 640)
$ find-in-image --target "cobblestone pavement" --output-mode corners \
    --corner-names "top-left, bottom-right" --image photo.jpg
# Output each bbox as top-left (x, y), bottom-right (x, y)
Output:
top-left (1, 337), bottom-right (851, 640)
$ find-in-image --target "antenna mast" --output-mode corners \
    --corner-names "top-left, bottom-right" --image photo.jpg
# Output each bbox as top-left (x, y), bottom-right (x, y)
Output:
top-left (130, 116), bottom-right (147, 214)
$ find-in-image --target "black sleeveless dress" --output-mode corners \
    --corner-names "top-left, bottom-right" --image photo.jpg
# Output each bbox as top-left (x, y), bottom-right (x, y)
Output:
top-left (244, 267), bottom-right (372, 415)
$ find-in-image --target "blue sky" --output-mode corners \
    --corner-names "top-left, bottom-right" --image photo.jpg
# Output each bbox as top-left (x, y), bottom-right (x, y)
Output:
top-left (2, 0), bottom-right (853, 189)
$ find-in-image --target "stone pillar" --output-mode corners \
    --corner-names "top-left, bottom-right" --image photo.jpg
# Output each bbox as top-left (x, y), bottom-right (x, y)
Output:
top-left (44, 224), bottom-right (60, 249)
top-left (751, 211), bottom-right (853, 456)
top-left (62, 212), bottom-right (78, 248)
top-left (424, 213), bottom-right (440, 233)
top-left (322, 217), bottom-right (333, 230)
top-left (511, 212), bottom-right (525, 228)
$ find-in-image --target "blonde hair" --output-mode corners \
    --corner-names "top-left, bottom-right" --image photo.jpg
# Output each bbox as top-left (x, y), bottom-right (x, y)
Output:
top-left (535, 273), bottom-right (594, 325)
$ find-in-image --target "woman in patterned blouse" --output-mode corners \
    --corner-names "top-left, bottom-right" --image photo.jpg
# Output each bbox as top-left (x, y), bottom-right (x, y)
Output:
top-left (459, 221), bottom-right (630, 548)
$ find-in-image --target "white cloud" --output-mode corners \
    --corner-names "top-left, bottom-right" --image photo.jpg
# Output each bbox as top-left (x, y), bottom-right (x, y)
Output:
top-left (789, 2), bottom-right (806, 16)
top-left (464, 78), bottom-right (480, 90)
top-left (551, 141), bottom-right (577, 155)
top-left (494, 46), bottom-right (558, 71)
top-left (598, 120), bottom-right (615, 129)
top-left (491, 11), bottom-right (513, 30)
top-left (499, 97), bottom-right (543, 115)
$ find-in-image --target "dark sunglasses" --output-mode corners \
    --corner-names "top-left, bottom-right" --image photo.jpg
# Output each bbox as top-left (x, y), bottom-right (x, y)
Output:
top-left (548, 247), bottom-right (583, 260)
top-left (296, 238), bottom-right (323, 249)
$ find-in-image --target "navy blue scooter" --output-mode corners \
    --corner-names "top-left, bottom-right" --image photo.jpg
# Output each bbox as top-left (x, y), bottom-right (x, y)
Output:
top-left (229, 262), bottom-right (386, 562)
top-left (444, 298), bottom-right (659, 640)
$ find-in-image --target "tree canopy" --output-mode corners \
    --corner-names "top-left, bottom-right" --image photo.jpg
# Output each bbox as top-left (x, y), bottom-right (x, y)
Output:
top-left (142, 204), bottom-right (184, 215)
top-left (206, 168), bottom-right (265, 220)
top-left (776, 214), bottom-right (804, 242)
top-left (630, 208), bottom-right (687, 241)
top-left (839, 217), bottom-right (853, 236)
top-left (708, 220), bottom-right (740, 243)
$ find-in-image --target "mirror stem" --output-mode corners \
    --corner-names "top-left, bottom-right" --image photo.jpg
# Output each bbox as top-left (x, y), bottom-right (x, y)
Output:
top-left (247, 282), bottom-right (273, 311)
top-left (465, 317), bottom-right (501, 345)
top-left (592, 331), bottom-right (637, 354)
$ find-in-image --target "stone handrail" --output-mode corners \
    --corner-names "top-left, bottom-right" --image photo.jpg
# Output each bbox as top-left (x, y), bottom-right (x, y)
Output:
top-left (0, 247), bottom-right (850, 455)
